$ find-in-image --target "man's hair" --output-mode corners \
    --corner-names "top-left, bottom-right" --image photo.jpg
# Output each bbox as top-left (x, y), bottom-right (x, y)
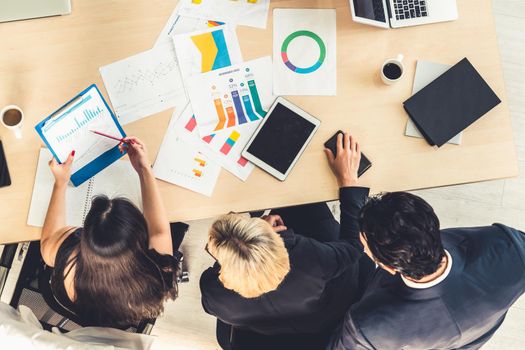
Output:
top-left (359, 192), bottom-right (445, 280)
top-left (208, 214), bottom-right (290, 298)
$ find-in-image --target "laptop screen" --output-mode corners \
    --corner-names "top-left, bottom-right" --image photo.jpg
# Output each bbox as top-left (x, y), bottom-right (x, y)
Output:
top-left (353, 0), bottom-right (387, 23)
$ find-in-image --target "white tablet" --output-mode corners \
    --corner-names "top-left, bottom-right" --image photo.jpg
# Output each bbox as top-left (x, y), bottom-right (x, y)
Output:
top-left (242, 97), bottom-right (320, 181)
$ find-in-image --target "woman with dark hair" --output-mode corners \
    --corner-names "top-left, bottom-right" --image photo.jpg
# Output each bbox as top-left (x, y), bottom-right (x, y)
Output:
top-left (40, 137), bottom-right (180, 328)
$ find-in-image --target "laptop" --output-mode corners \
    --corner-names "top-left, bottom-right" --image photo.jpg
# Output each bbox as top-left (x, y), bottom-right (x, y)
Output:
top-left (349, 0), bottom-right (458, 29)
top-left (0, 0), bottom-right (71, 23)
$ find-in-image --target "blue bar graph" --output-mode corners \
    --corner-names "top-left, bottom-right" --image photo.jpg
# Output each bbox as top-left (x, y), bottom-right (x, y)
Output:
top-left (55, 106), bottom-right (104, 143)
top-left (231, 90), bottom-right (247, 125)
top-left (241, 95), bottom-right (259, 122)
top-left (75, 106), bottom-right (103, 128)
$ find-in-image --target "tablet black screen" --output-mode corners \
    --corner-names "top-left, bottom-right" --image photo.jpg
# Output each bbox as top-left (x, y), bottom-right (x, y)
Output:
top-left (246, 103), bottom-right (316, 174)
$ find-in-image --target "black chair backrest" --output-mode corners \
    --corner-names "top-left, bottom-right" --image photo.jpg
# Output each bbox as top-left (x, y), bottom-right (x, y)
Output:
top-left (216, 319), bottom-right (332, 350)
top-left (9, 222), bottom-right (189, 333)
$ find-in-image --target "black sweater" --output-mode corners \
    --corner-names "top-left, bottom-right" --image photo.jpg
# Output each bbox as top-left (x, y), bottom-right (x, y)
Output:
top-left (199, 187), bottom-right (369, 335)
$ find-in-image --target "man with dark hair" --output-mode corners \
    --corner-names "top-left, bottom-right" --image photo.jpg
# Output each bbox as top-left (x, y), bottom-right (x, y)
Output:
top-left (328, 190), bottom-right (525, 350)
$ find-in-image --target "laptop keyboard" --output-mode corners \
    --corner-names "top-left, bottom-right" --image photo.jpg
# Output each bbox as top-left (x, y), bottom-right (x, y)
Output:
top-left (393, 0), bottom-right (428, 20)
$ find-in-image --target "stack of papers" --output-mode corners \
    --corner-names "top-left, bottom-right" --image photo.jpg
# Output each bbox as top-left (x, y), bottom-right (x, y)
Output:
top-left (98, 2), bottom-right (274, 196)
top-left (98, 3), bottom-right (339, 196)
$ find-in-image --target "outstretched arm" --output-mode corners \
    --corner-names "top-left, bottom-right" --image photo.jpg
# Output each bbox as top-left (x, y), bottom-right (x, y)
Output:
top-left (121, 137), bottom-right (172, 255)
top-left (41, 151), bottom-right (76, 267)
top-left (315, 133), bottom-right (370, 280)
top-left (325, 132), bottom-right (368, 246)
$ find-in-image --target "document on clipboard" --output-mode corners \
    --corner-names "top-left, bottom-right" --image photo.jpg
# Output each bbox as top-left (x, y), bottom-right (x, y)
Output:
top-left (35, 85), bottom-right (126, 186)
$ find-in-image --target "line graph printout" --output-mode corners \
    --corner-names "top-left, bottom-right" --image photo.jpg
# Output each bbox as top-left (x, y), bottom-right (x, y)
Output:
top-left (177, 0), bottom-right (270, 29)
top-left (186, 56), bottom-right (274, 136)
top-left (41, 87), bottom-right (123, 174)
top-left (99, 44), bottom-right (187, 125)
top-left (167, 104), bottom-right (257, 181)
top-left (173, 25), bottom-right (242, 82)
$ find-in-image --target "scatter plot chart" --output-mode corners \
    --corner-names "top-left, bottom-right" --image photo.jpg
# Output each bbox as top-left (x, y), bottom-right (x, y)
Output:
top-left (114, 60), bottom-right (178, 95)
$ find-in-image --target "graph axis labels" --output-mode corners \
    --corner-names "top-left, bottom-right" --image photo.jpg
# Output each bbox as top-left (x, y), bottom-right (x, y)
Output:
top-left (280, 30), bottom-right (326, 74)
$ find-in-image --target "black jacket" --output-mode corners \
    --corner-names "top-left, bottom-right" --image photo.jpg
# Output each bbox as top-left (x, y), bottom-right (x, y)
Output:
top-left (328, 223), bottom-right (525, 350)
top-left (200, 187), bottom-right (369, 335)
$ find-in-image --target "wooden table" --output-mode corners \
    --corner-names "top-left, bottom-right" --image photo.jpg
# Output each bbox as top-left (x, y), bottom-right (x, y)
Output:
top-left (0, 0), bottom-right (517, 244)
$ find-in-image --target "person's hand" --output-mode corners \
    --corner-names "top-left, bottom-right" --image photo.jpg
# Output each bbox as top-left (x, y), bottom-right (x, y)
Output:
top-left (119, 137), bottom-right (150, 174)
top-left (49, 151), bottom-right (74, 187)
top-left (324, 132), bottom-right (361, 187)
top-left (261, 214), bottom-right (287, 233)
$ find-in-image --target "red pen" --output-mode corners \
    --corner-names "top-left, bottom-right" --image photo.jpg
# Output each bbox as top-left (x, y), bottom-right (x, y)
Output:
top-left (90, 130), bottom-right (131, 144)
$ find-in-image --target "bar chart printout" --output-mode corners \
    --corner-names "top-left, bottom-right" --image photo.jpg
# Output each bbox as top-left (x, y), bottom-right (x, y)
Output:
top-left (154, 139), bottom-right (221, 197)
top-left (153, 106), bottom-right (221, 196)
top-left (165, 104), bottom-right (257, 181)
top-left (186, 56), bottom-right (274, 136)
top-left (41, 86), bottom-right (124, 174)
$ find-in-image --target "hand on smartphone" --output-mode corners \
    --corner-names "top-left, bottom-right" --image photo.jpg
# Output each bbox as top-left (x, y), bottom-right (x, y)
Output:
top-left (324, 132), bottom-right (361, 187)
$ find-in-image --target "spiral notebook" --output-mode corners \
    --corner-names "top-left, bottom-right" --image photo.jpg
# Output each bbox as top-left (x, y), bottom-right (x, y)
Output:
top-left (27, 148), bottom-right (142, 227)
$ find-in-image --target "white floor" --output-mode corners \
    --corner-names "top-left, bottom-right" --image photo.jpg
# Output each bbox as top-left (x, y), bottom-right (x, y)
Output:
top-left (151, 1), bottom-right (525, 349)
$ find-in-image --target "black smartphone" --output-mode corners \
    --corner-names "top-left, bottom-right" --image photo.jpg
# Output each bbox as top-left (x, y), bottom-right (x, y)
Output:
top-left (0, 141), bottom-right (12, 188)
top-left (324, 130), bottom-right (372, 177)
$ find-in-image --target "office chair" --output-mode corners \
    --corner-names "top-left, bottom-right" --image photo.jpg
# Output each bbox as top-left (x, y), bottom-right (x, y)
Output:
top-left (7, 222), bottom-right (190, 334)
top-left (216, 319), bottom-right (332, 350)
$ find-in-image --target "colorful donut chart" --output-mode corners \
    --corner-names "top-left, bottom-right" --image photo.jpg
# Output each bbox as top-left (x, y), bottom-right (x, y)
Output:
top-left (281, 30), bottom-right (326, 74)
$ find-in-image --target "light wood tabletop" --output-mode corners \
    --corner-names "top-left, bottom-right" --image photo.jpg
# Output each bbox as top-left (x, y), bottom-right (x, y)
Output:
top-left (0, 0), bottom-right (518, 244)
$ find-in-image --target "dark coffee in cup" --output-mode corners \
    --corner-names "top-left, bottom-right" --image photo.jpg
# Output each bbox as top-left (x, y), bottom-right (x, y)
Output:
top-left (3, 109), bottom-right (22, 126)
top-left (382, 63), bottom-right (403, 80)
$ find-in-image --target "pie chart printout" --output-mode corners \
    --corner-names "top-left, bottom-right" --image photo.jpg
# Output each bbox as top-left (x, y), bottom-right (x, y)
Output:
top-left (273, 9), bottom-right (337, 95)
top-left (281, 30), bottom-right (327, 74)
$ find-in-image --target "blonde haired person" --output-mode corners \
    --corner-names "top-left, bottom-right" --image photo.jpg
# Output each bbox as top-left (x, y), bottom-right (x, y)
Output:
top-left (200, 133), bottom-right (375, 350)
top-left (207, 214), bottom-right (290, 298)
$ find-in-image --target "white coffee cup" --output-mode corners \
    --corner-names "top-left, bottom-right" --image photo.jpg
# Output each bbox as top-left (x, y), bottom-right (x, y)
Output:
top-left (1, 105), bottom-right (24, 139)
top-left (381, 54), bottom-right (405, 85)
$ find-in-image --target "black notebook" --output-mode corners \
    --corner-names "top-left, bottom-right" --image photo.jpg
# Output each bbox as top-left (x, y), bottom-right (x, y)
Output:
top-left (403, 58), bottom-right (501, 147)
top-left (0, 141), bottom-right (12, 188)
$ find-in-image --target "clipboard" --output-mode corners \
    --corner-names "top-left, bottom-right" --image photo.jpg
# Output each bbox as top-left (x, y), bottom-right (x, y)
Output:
top-left (35, 84), bottom-right (126, 187)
